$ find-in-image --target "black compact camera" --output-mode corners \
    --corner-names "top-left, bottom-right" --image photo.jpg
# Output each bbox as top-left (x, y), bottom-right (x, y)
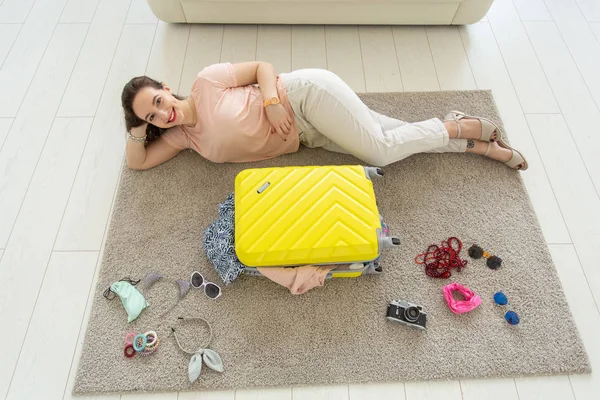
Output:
top-left (386, 299), bottom-right (427, 330)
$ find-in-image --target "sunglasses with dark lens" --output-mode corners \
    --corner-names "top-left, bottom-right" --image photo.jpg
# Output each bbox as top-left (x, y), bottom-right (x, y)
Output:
top-left (190, 271), bottom-right (221, 299)
top-left (493, 291), bottom-right (520, 325)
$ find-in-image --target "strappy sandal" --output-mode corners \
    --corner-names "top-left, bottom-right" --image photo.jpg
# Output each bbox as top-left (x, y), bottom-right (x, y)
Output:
top-left (444, 110), bottom-right (502, 142)
top-left (484, 142), bottom-right (529, 171)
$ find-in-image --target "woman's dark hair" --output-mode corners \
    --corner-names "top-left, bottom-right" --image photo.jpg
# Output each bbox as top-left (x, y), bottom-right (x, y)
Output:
top-left (121, 76), bottom-right (184, 143)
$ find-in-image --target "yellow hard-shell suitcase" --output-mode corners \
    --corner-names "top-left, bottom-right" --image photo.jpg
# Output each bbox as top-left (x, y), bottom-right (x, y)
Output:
top-left (234, 165), bottom-right (400, 277)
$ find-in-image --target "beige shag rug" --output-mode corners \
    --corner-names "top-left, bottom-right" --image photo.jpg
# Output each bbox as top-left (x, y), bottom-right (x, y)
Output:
top-left (73, 90), bottom-right (590, 395)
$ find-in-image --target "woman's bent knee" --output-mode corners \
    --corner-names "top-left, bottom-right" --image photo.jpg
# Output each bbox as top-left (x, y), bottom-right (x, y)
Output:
top-left (359, 154), bottom-right (390, 168)
top-left (359, 148), bottom-right (410, 167)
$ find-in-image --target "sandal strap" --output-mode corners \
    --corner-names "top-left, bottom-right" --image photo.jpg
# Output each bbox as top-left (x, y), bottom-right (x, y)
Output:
top-left (484, 142), bottom-right (492, 157)
top-left (444, 111), bottom-right (463, 139)
top-left (479, 119), bottom-right (498, 142)
top-left (504, 150), bottom-right (525, 169)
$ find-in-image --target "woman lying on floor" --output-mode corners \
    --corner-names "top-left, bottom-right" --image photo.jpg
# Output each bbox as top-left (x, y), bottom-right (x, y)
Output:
top-left (121, 61), bottom-right (527, 294)
top-left (122, 61), bottom-right (527, 172)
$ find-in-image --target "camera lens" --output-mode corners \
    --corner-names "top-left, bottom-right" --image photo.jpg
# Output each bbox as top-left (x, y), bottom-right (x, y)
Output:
top-left (404, 306), bottom-right (420, 322)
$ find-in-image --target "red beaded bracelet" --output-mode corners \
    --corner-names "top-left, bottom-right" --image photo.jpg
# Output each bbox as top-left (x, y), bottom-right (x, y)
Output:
top-left (415, 237), bottom-right (468, 279)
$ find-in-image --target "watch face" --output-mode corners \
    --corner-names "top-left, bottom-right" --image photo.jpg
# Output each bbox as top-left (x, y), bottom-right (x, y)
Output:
top-left (265, 97), bottom-right (280, 107)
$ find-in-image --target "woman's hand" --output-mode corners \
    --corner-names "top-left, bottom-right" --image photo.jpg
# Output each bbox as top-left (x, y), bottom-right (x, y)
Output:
top-left (265, 103), bottom-right (293, 140)
top-left (130, 123), bottom-right (148, 138)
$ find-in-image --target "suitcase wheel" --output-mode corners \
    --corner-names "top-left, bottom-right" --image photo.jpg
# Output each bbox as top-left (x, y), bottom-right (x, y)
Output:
top-left (382, 236), bottom-right (401, 248)
top-left (364, 166), bottom-right (384, 180)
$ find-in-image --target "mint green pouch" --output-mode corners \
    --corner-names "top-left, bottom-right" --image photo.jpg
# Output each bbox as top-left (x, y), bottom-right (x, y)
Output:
top-left (110, 281), bottom-right (148, 323)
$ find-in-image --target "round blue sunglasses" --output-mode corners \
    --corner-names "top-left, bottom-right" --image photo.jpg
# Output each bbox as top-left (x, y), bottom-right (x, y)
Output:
top-left (493, 292), bottom-right (520, 325)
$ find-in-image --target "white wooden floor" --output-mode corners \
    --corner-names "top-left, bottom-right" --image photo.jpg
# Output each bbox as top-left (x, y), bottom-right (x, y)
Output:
top-left (0, 0), bottom-right (599, 399)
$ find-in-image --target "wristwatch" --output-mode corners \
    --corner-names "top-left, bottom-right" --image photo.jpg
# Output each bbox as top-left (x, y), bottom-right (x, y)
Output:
top-left (263, 96), bottom-right (280, 108)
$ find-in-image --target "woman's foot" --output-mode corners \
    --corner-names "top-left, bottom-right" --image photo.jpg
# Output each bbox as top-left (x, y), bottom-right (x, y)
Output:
top-left (465, 140), bottom-right (528, 170)
top-left (443, 111), bottom-right (501, 142)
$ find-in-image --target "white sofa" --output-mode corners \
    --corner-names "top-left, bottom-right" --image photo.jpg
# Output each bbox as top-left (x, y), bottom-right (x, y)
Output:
top-left (146, 0), bottom-right (494, 25)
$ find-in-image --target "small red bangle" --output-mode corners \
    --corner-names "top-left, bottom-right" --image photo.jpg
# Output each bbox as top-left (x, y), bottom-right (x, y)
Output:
top-left (124, 332), bottom-right (136, 345)
top-left (124, 344), bottom-right (136, 358)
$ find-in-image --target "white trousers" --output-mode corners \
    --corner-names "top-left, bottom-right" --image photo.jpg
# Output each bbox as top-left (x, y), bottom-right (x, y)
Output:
top-left (281, 69), bottom-right (467, 167)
